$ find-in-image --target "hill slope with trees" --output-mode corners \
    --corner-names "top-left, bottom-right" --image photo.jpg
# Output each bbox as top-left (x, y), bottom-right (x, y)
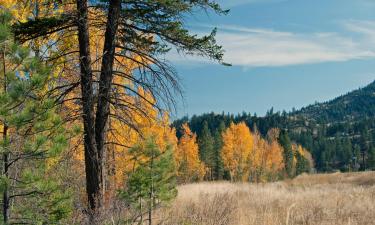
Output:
top-left (174, 80), bottom-right (375, 172)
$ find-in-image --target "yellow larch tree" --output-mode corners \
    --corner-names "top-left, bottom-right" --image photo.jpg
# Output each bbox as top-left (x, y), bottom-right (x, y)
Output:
top-left (107, 87), bottom-right (178, 189)
top-left (175, 123), bottom-right (206, 183)
top-left (251, 128), bottom-right (283, 182)
top-left (250, 130), bottom-right (266, 182)
top-left (68, 85), bottom-right (179, 204)
top-left (221, 122), bottom-right (253, 182)
top-left (260, 128), bottom-right (284, 181)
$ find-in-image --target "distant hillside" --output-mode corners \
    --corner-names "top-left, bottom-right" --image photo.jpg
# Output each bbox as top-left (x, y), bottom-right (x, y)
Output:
top-left (295, 80), bottom-right (375, 123)
top-left (173, 80), bottom-right (375, 172)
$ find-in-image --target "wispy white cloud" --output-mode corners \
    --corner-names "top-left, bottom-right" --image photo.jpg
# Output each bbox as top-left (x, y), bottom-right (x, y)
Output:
top-left (168, 22), bottom-right (375, 67)
top-left (343, 20), bottom-right (375, 41)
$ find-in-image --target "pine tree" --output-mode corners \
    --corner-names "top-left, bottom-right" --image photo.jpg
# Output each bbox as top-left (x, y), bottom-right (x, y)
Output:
top-left (367, 147), bottom-right (375, 170)
top-left (278, 131), bottom-right (294, 178)
top-left (120, 137), bottom-right (177, 225)
top-left (198, 121), bottom-right (215, 180)
top-left (0, 11), bottom-right (71, 223)
top-left (295, 151), bottom-right (310, 175)
top-left (213, 121), bottom-right (225, 180)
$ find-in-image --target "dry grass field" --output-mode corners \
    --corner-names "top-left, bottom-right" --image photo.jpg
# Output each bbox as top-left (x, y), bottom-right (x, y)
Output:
top-left (156, 172), bottom-right (375, 225)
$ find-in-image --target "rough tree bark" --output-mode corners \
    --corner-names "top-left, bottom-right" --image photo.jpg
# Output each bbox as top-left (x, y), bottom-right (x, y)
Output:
top-left (76, 0), bottom-right (102, 215)
top-left (95, 0), bottom-right (121, 192)
top-left (76, 0), bottom-right (122, 220)
top-left (2, 43), bottom-right (9, 225)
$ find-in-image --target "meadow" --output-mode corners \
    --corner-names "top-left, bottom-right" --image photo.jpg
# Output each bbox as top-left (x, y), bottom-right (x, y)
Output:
top-left (156, 172), bottom-right (375, 225)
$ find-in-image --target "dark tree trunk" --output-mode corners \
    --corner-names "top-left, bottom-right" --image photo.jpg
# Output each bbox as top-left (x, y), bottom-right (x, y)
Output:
top-left (76, 0), bottom-right (122, 220)
top-left (2, 43), bottom-right (9, 224)
top-left (2, 126), bottom-right (8, 224)
top-left (149, 152), bottom-right (154, 225)
top-left (76, 0), bottom-right (102, 216)
top-left (95, 0), bottom-right (121, 161)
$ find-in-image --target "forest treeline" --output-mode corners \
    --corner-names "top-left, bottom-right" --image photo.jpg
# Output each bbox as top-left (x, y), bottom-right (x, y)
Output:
top-left (174, 79), bottom-right (375, 174)
top-left (173, 121), bottom-right (313, 183)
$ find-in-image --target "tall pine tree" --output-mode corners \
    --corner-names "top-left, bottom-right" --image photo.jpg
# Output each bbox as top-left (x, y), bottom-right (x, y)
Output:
top-left (198, 121), bottom-right (215, 180)
top-left (213, 121), bottom-right (225, 180)
top-left (120, 137), bottom-right (177, 225)
top-left (278, 131), bottom-right (294, 178)
top-left (0, 11), bottom-right (71, 224)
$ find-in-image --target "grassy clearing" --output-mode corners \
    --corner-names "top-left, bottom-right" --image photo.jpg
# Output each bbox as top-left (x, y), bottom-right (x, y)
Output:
top-left (156, 172), bottom-right (375, 225)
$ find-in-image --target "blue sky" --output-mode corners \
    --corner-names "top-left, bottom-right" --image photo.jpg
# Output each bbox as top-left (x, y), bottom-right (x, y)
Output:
top-left (169, 0), bottom-right (375, 119)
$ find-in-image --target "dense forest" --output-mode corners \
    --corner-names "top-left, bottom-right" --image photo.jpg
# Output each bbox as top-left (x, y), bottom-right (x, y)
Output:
top-left (173, 80), bottom-right (375, 173)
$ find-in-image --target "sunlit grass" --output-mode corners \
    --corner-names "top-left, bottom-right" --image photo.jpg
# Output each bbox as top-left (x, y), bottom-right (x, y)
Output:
top-left (156, 172), bottom-right (375, 225)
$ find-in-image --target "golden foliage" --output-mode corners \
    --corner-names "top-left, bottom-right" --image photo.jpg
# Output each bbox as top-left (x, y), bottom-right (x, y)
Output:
top-left (221, 122), bottom-right (253, 181)
top-left (175, 123), bottom-right (206, 183)
top-left (252, 128), bottom-right (284, 182)
top-left (106, 87), bottom-right (178, 189)
top-left (221, 124), bottom-right (284, 182)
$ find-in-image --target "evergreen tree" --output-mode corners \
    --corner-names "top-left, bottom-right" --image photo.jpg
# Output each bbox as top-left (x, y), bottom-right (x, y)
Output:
top-left (367, 146), bottom-right (375, 170)
top-left (0, 11), bottom-right (71, 223)
top-left (295, 151), bottom-right (310, 175)
top-left (121, 137), bottom-right (177, 225)
top-left (213, 121), bottom-right (226, 180)
top-left (353, 144), bottom-right (361, 171)
top-left (278, 131), bottom-right (294, 177)
top-left (198, 121), bottom-right (215, 180)
top-left (359, 132), bottom-right (369, 170)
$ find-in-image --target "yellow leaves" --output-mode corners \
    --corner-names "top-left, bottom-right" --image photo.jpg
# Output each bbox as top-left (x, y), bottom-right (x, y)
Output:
top-left (175, 123), bottom-right (206, 183)
top-left (221, 124), bottom-right (284, 182)
top-left (266, 140), bottom-right (284, 172)
top-left (177, 124), bottom-right (204, 175)
top-left (0, 0), bottom-right (29, 22)
top-left (107, 87), bottom-right (178, 189)
top-left (293, 144), bottom-right (314, 170)
top-left (0, 0), bottom-right (67, 23)
top-left (221, 122), bottom-right (253, 181)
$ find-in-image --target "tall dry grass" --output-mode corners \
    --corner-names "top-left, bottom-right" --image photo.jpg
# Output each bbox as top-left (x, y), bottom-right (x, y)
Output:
top-left (155, 172), bottom-right (375, 225)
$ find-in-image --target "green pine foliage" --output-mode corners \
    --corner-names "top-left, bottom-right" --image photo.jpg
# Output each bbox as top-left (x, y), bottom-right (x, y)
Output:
top-left (278, 131), bottom-right (295, 178)
top-left (198, 121), bottom-right (216, 180)
top-left (0, 11), bottom-right (71, 224)
top-left (212, 121), bottom-right (225, 180)
top-left (295, 151), bottom-right (311, 175)
top-left (120, 137), bottom-right (177, 225)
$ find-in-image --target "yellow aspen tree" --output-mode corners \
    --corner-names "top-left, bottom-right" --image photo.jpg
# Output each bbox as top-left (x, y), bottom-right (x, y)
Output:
top-left (221, 122), bottom-right (253, 182)
top-left (248, 128), bottom-right (284, 182)
top-left (175, 123), bottom-right (206, 183)
top-left (263, 129), bottom-right (284, 181)
top-left (250, 129), bottom-right (263, 182)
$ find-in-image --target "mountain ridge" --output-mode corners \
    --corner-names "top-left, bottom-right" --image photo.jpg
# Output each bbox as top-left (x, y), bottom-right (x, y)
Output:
top-left (293, 80), bottom-right (375, 123)
top-left (174, 80), bottom-right (375, 172)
